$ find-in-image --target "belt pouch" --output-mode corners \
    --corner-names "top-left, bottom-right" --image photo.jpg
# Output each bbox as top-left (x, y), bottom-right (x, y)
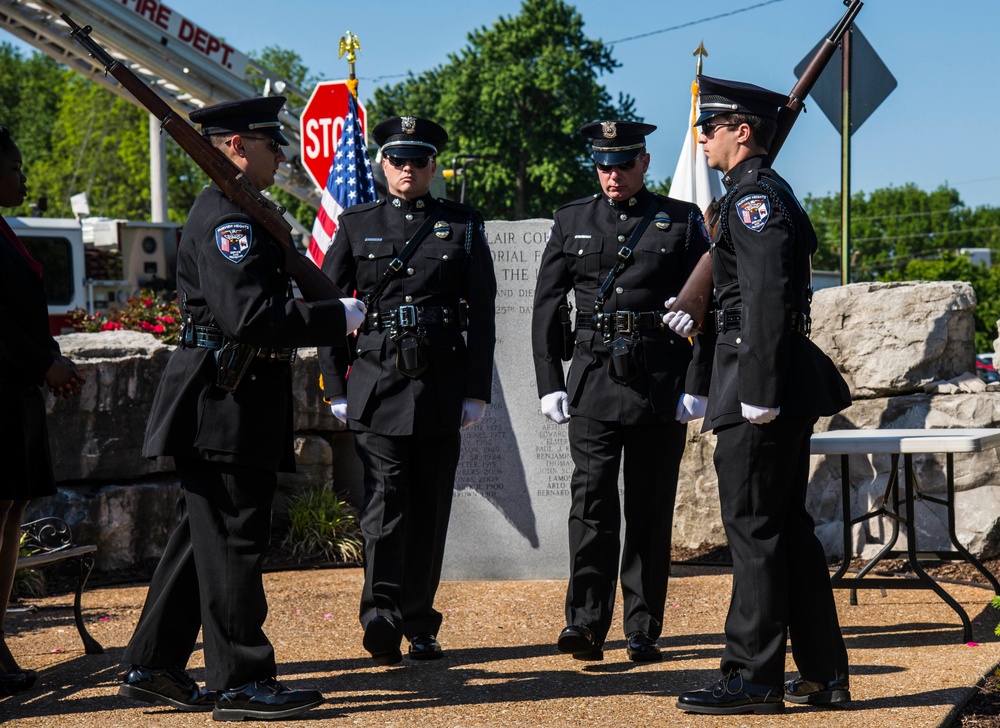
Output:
top-left (215, 341), bottom-right (256, 393)
top-left (607, 336), bottom-right (639, 385)
top-left (394, 331), bottom-right (429, 379)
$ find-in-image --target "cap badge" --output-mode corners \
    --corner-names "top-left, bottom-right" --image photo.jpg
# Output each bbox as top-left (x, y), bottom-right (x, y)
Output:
top-left (401, 116), bottom-right (417, 135)
top-left (601, 121), bottom-right (617, 139)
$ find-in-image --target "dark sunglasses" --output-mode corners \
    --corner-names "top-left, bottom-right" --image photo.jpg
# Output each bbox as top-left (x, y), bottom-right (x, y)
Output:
top-left (700, 121), bottom-right (739, 136)
top-left (596, 157), bottom-right (638, 174)
top-left (386, 155), bottom-right (432, 169)
top-left (228, 135), bottom-right (282, 153)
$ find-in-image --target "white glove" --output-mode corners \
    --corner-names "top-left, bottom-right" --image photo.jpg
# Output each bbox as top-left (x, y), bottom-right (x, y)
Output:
top-left (460, 398), bottom-right (487, 428)
top-left (741, 402), bottom-right (780, 424)
top-left (341, 298), bottom-right (367, 335)
top-left (675, 393), bottom-right (708, 424)
top-left (330, 397), bottom-right (348, 424)
top-left (663, 297), bottom-right (695, 337)
top-left (540, 390), bottom-right (570, 424)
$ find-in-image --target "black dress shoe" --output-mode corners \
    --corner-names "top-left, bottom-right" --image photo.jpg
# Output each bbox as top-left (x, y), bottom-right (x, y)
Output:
top-left (677, 671), bottom-right (784, 715)
top-left (213, 677), bottom-right (324, 721)
top-left (118, 665), bottom-right (216, 712)
top-left (784, 676), bottom-right (851, 704)
top-left (408, 634), bottom-right (444, 660)
top-left (625, 631), bottom-right (662, 662)
top-left (0, 671), bottom-right (30, 697)
top-left (557, 625), bottom-right (603, 661)
top-left (363, 615), bottom-right (402, 666)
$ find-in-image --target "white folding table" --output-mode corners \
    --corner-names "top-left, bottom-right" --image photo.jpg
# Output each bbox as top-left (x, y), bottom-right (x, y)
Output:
top-left (810, 428), bottom-right (1000, 642)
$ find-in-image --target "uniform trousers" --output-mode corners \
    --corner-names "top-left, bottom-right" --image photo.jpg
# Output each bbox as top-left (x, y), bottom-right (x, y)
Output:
top-left (714, 416), bottom-right (849, 687)
top-left (565, 415), bottom-right (686, 643)
top-left (354, 430), bottom-right (461, 638)
top-left (123, 456), bottom-right (277, 690)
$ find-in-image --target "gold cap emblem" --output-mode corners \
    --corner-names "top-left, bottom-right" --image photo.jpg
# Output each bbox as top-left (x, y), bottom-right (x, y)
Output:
top-left (601, 121), bottom-right (617, 139)
top-left (401, 116), bottom-right (416, 134)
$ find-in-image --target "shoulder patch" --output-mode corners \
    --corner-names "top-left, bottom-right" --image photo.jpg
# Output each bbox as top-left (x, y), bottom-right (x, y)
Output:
top-left (735, 193), bottom-right (770, 232)
top-left (215, 222), bottom-right (252, 262)
top-left (698, 215), bottom-right (711, 242)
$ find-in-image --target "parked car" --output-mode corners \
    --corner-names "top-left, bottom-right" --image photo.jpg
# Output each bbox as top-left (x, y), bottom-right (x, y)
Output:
top-left (975, 354), bottom-right (998, 384)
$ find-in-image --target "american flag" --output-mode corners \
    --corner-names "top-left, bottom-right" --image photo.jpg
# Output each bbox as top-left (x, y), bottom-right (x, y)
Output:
top-left (306, 93), bottom-right (377, 267)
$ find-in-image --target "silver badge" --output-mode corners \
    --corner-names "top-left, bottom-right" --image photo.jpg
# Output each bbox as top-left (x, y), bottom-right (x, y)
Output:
top-left (654, 211), bottom-right (672, 230)
top-left (434, 220), bottom-right (451, 239)
top-left (601, 121), bottom-right (616, 139)
top-left (401, 116), bottom-right (416, 134)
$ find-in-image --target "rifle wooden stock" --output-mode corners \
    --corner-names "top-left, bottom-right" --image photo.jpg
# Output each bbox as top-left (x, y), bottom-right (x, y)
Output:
top-left (61, 13), bottom-right (345, 302)
top-left (668, 0), bottom-right (863, 334)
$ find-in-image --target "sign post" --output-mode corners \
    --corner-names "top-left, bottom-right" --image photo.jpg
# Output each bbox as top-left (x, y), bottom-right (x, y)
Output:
top-left (299, 81), bottom-right (368, 190)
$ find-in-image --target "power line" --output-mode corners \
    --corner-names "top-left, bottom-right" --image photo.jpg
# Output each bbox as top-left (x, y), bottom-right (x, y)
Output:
top-left (852, 224), bottom-right (1000, 245)
top-left (607, 0), bottom-right (789, 45)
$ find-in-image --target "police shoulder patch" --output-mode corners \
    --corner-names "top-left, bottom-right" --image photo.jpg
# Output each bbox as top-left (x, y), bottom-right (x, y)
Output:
top-left (215, 221), bottom-right (253, 262)
top-left (735, 194), bottom-right (770, 232)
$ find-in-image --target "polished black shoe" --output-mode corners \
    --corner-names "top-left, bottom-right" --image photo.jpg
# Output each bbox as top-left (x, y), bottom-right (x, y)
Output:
top-left (676, 671), bottom-right (784, 715)
top-left (408, 634), bottom-right (444, 660)
top-left (0, 671), bottom-right (30, 697)
top-left (213, 677), bottom-right (324, 721)
top-left (118, 665), bottom-right (216, 712)
top-left (363, 615), bottom-right (402, 666)
top-left (784, 676), bottom-right (851, 705)
top-left (557, 625), bottom-right (603, 661)
top-left (625, 631), bottom-right (662, 662)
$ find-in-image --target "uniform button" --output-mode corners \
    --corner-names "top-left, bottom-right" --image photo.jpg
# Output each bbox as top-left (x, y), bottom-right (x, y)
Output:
top-left (368, 253), bottom-right (375, 259)
top-left (615, 286), bottom-right (623, 294)
top-left (405, 213), bottom-right (413, 221)
top-left (442, 254), bottom-right (449, 260)
top-left (405, 295), bottom-right (413, 303)
top-left (250, 374), bottom-right (257, 381)
top-left (660, 247), bottom-right (667, 253)
top-left (736, 337), bottom-right (742, 344)
top-left (406, 268), bottom-right (415, 276)
top-left (617, 234), bottom-right (626, 243)
top-left (577, 249), bottom-right (584, 256)
top-left (619, 213), bottom-right (627, 221)
top-left (357, 347), bottom-right (361, 354)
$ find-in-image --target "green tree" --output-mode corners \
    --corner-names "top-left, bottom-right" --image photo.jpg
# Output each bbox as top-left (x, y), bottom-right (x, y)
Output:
top-left (368, 0), bottom-right (638, 219)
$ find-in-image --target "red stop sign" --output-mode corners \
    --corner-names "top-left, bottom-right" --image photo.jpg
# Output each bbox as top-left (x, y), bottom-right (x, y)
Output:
top-left (299, 80), bottom-right (368, 190)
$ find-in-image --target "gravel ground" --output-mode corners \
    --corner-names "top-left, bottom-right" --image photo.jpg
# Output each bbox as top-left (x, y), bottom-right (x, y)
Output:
top-left (2, 564), bottom-right (999, 727)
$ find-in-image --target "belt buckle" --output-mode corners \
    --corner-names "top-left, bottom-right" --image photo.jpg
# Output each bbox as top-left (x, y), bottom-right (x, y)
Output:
top-left (615, 311), bottom-right (633, 334)
top-left (398, 304), bottom-right (417, 328)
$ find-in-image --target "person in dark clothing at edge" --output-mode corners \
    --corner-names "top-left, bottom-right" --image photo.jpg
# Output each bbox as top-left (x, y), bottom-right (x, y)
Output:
top-left (531, 120), bottom-right (714, 664)
top-left (118, 96), bottom-right (367, 722)
top-left (665, 75), bottom-right (852, 716)
top-left (318, 116), bottom-right (496, 666)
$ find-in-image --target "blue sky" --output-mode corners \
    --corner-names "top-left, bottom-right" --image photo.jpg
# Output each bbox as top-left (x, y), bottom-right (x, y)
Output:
top-left (9, 0), bottom-right (1000, 210)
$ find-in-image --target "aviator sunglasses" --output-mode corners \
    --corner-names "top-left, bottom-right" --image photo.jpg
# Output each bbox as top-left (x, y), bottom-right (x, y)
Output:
top-left (386, 155), bottom-right (432, 169)
top-left (227, 135), bottom-right (282, 153)
top-left (596, 157), bottom-right (638, 174)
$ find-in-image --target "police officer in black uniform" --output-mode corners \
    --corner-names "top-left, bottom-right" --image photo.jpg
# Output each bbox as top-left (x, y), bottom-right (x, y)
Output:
top-left (531, 121), bottom-right (714, 662)
top-left (318, 116), bottom-right (496, 665)
top-left (667, 76), bottom-right (852, 715)
top-left (119, 97), bottom-right (367, 722)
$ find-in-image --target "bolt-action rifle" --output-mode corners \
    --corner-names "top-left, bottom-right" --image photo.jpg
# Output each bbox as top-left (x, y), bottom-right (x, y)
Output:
top-left (667, 0), bottom-right (863, 334)
top-left (60, 13), bottom-right (346, 302)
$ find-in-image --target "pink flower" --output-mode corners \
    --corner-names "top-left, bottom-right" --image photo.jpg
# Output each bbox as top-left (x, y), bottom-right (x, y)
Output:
top-left (153, 324), bottom-right (165, 333)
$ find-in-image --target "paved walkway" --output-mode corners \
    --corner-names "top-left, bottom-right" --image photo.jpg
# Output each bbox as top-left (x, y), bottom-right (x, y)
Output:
top-left (2, 565), bottom-right (998, 726)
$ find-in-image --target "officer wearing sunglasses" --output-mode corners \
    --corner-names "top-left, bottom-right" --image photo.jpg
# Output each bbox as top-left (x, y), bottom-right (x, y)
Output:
top-left (531, 119), bottom-right (714, 664)
top-left (318, 116), bottom-right (496, 666)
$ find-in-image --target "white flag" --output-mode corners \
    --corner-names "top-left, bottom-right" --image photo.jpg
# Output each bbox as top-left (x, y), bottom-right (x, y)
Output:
top-left (667, 79), bottom-right (723, 216)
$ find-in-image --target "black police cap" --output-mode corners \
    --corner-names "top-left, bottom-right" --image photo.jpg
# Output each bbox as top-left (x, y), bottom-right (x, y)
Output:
top-left (189, 96), bottom-right (289, 145)
top-left (579, 120), bottom-right (656, 165)
top-left (696, 75), bottom-right (787, 127)
top-left (373, 116), bottom-right (448, 159)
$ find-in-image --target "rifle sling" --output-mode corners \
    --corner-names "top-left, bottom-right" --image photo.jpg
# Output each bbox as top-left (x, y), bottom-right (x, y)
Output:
top-left (364, 203), bottom-right (440, 308)
top-left (595, 200), bottom-right (659, 309)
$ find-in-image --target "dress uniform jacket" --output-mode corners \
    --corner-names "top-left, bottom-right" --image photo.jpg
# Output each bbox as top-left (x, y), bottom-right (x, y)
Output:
top-left (705, 155), bottom-right (850, 431)
top-left (141, 183), bottom-right (348, 471)
top-left (318, 193), bottom-right (496, 433)
top-left (532, 187), bottom-right (713, 416)
top-left (0, 219), bottom-right (58, 498)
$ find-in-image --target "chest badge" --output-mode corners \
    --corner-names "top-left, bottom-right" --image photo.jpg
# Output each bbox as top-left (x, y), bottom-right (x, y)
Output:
top-left (654, 211), bottom-right (672, 231)
top-left (215, 222), bottom-right (252, 263)
top-left (736, 193), bottom-right (770, 232)
top-left (434, 220), bottom-right (452, 239)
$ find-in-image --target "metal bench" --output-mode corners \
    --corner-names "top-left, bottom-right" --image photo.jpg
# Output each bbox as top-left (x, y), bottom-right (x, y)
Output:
top-left (14, 517), bottom-right (103, 654)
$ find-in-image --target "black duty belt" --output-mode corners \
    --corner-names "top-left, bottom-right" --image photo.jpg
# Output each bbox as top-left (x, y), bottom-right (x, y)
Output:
top-left (715, 308), bottom-right (811, 336)
top-left (180, 323), bottom-right (296, 362)
top-left (575, 310), bottom-right (667, 334)
top-left (367, 304), bottom-right (467, 332)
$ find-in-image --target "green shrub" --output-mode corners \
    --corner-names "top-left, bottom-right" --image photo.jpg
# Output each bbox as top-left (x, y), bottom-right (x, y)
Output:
top-left (282, 487), bottom-right (362, 564)
top-left (13, 531), bottom-right (46, 599)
